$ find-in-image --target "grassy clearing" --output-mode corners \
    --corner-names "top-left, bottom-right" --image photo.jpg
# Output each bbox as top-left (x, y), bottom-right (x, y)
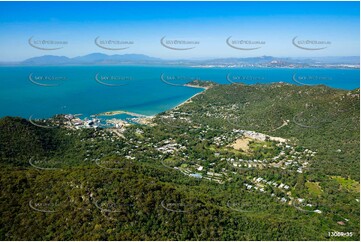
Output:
top-left (305, 181), bottom-right (323, 196)
top-left (331, 176), bottom-right (360, 193)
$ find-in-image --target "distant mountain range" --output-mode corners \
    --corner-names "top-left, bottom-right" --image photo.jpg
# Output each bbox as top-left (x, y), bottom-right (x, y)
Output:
top-left (20, 53), bottom-right (162, 65)
top-left (0, 53), bottom-right (359, 67)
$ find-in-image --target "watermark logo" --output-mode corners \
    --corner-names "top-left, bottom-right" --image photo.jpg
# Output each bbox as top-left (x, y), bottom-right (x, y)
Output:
top-left (226, 36), bottom-right (265, 50)
top-left (29, 199), bottom-right (60, 213)
top-left (224, 99), bottom-right (287, 133)
top-left (226, 73), bottom-right (265, 84)
top-left (160, 157), bottom-right (183, 170)
top-left (292, 73), bottom-right (332, 86)
top-left (161, 199), bottom-right (201, 213)
top-left (26, 171), bottom-right (70, 213)
top-left (293, 109), bottom-right (331, 128)
top-left (28, 73), bottom-right (67, 87)
top-left (94, 36), bottom-right (134, 50)
top-left (28, 114), bottom-right (59, 129)
top-left (226, 200), bottom-right (266, 213)
top-left (28, 157), bottom-right (62, 171)
top-left (292, 199), bottom-right (321, 214)
top-left (292, 103), bottom-right (334, 129)
top-left (28, 36), bottom-right (68, 50)
top-left (227, 114), bottom-right (287, 133)
top-left (160, 73), bottom-right (201, 87)
top-left (89, 188), bottom-right (135, 218)
top-left (28, 185), bottom-right (67, 213)
top-left (93, 199), bottom-right (133, 213)
top-left (226, 157), bottom-right (260, 171)
top-left (95, 73), bottom-right (131, 86)
top-left (95, 158), bottom-right (132, 171)
top-left (160, 36), bottom-right (199, 50)
top-left (28, 108), bottom-right (72, 129)
top-left (159, 116), bottom-right (189, 129)
top-left (292, 36), bottom-right (331, 51)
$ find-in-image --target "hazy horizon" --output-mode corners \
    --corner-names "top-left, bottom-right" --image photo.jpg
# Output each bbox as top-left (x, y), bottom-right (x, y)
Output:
top-left (0, 53), bottom-right (360, 64)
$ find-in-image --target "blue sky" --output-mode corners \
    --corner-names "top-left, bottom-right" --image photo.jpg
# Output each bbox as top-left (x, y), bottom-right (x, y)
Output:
top-left (0, 1), bottom-right (359, 61)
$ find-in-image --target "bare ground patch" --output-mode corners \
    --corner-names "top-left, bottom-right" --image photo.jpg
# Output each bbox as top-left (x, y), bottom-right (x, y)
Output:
top-left (229, 137), bottom-right (253, 152)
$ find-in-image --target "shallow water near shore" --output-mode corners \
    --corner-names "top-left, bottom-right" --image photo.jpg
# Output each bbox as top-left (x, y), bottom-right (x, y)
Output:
top-left (0, 65), bottom-right (359, 119)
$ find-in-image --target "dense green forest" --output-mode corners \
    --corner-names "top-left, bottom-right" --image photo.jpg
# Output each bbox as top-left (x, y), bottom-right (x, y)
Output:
top-left (0, 83), bottom-right (359, 240)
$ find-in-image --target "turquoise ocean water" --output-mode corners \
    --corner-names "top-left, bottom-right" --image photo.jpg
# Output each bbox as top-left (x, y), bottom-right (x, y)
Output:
top-left (0, 66), bottom-right (359, 119)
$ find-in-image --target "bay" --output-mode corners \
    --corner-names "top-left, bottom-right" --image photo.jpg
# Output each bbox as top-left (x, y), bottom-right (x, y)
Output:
top-left (0, 65), bottom-right (359, 119)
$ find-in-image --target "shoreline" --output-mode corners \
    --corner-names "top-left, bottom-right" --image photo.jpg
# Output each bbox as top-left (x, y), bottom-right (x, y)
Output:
top-left (96, 110), bottom-right (152, 118)
top-left (173, 86), bottom-right (207, 110)
top-left (97, 84), bottom-right (209, 121)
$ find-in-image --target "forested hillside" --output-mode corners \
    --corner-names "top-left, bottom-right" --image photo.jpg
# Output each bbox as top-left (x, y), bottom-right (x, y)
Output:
top-left (0, 83), bottom-right (359, 240)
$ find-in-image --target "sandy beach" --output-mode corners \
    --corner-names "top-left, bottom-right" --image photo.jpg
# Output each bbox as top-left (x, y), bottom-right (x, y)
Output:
top-left (173, 92), bottom-right (203, 110)
top-left (97, 110), bottom-right (152, 118)
top-left (95, 84), bottom-right (209, 126)
top-left (173, 84), bottom-right (209, 110)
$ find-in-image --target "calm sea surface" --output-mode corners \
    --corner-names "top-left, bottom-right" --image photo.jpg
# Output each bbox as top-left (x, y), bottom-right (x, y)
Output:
top-left (0, 66), bottom-right (359, 119)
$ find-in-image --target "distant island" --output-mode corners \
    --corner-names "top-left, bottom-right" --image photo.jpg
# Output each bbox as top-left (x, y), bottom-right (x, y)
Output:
top-left (1, 53), bottom-right (359, 69)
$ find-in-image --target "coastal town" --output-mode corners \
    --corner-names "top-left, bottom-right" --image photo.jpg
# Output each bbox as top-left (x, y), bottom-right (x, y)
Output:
top-left (24, 80), bottom-right (359, 225)
top-left (5, 78), bottom-right (358, 240)
top-left (37, 99), bottom-right (321, 215)
top-left (1, 1), bottom-right (359, 240)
